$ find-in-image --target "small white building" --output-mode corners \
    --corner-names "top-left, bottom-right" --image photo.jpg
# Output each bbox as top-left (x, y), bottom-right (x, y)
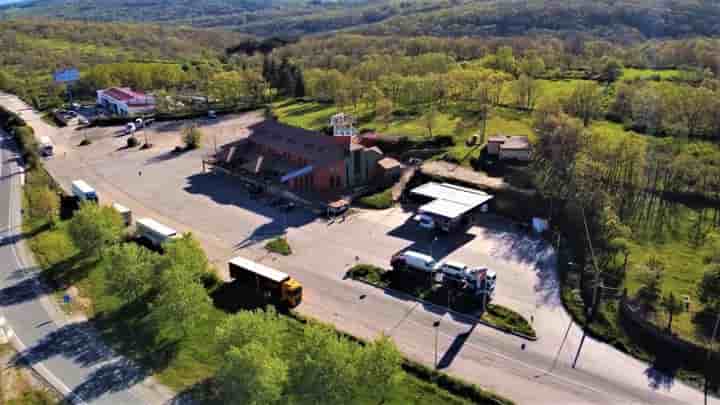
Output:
top-left (330, 112), bottom-right (357, 137)
top-left (97, 87), bottom-right (156, 117)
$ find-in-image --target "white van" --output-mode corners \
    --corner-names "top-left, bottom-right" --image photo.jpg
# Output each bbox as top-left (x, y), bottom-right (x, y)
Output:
top-left (391, 251), bottom-right (439, 273)
top-left (39, 136), bottom-right (54, 157)
top-left (71, 180), bottom-right (98, 203)
top-left (124, 123), bottom-right (136, 135)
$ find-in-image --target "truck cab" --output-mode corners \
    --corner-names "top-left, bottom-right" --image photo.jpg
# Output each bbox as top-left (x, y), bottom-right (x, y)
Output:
top-left (281, 277), bottom-right (303, 307)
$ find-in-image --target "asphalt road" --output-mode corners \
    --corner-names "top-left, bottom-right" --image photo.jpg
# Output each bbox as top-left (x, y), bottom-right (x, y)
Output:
top-left (0, 122), bottom-right (170, 403)
top-left (1, 92), bottom-right (715, 405)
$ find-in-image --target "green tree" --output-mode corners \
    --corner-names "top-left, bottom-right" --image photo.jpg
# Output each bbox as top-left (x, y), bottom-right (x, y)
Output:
top-left (104, 243), bottom-right (158, 302)
top-left (422, 107), bottom-right (438, 138)
top-left (565, 82), bottom-right (603, 127)
top-left (356, 335), bottom-right (403, 404)
top-left (661, 292), bottom-right (684, 333)
top-left (636, 257), bottom-right (664, 310)
top-left (291, 324), bottom-right (360, 405)
top-left (28, 186), bottom-right (59, 226)
top-left (152, 262), bottom-right (212, 341)
top-left (698, 264), bottom-right (720, 313)
top-left (514, 74), bottom-right (540, 110)
top-left (215, 308), bottom-right (289, 355)
top-left (158, 233), bottom-right (209, 281)
top-left (375, 97), bottom-right (393, 124)
top-left (182, 126), bottom-right (203, 150)
top-left (68, 203), bottom-right (124, 256)
top-left (599, 57), bottom-right (623, 83)
top-left (218, 342), bottom-right (289, 405)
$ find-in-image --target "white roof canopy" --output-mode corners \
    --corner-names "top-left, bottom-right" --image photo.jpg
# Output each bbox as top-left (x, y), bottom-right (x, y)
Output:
top-left (412, 182), bottom-right (493, 220)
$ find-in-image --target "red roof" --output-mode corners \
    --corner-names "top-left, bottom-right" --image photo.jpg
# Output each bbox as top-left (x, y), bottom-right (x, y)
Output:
top-left (103, 87), bottom-right (147, 102)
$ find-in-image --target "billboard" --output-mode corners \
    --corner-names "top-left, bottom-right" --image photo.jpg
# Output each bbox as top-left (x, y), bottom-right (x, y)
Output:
top-left (53, 68), bottom-right (80, 83)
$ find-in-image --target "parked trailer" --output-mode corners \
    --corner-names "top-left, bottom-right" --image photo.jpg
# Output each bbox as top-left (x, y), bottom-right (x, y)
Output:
top-left (228, 256), bottom-right (302, 308)
top-left (71, 180), bottom-right (98, 203)
top-left (112, 203), bottom-right (132, 226)
top-left (136, 218), bottom-right (179, 247)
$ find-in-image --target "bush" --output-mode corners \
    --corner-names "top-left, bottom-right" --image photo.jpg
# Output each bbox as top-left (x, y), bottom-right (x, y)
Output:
top-left (127, 136), bottom-right (139, 147)
top-left (79, 138), bottom-right (92, 146)
top-left (347, 264), bottom-right (388, 286)
top-left (182, 126), bottom-right (203, 149)
top-left (358, 188), bottom-right (393, 209)
top-left (484, 304), bottom-right (536, 338)
top-left (265, 237), bottom-right (292, 255)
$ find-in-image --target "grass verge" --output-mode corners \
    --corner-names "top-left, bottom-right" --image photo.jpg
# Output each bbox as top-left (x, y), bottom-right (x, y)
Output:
top-left (265, 237), bottom-right (292, 255)
top-left (358, 187), bottom-right (394, 209)
top-left (347, 264), bottom-right (536, 339)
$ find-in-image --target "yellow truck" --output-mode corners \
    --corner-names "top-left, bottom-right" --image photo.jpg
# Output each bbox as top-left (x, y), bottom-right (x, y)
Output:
top-left (228, 256), bottom-right (302, 308)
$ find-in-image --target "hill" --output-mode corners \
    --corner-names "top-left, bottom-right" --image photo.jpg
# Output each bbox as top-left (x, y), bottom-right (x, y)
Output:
top-left (3, 0), bottom-right (720, 40)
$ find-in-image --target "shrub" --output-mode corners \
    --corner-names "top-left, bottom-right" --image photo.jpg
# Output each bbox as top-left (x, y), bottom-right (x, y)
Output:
top-left (347, 264), bottom-right (387, 286)
top-left (358, 188), bottom-right (393, 209)
top-left (265, 237), bottom-right (292, 255)
top-left (182, 126), bottom-right (203, 150)
top-left (127, 136), bottom-right (139, 147)
top-left (79, 138), bottom-right (92, 146)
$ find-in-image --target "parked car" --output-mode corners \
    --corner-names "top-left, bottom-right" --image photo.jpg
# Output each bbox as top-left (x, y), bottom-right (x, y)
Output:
top-left (78, 116), bottom-right (89, 125)
top-left (208, 110), bottom-right (217, 119)
top-left (414, 213), bottom-right (435, 230)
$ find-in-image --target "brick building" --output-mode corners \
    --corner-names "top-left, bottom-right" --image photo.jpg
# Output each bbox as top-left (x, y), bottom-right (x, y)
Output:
top-left (217, 120), bottom-right (400, 193)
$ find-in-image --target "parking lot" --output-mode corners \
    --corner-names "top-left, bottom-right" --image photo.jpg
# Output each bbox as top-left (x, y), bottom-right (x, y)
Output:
top-left (36, 109), bottom-right (652, 405)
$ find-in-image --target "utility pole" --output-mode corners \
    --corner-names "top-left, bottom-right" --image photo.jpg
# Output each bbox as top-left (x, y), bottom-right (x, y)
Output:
top-left (573, 205), bottom-right (601, 368)
top-left (704, 312), bottom-right (720, 405)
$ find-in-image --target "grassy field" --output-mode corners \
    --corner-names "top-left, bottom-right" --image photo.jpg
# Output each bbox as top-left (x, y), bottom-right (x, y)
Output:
top-left (624, 204), bottom-right (717, 346)
top-left (621, 68), bottom-right (684, 81)
top-left (20, 169), bottom-right (503, 404)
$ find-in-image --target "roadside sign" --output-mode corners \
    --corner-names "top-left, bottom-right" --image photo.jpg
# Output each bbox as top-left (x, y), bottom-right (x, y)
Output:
top-left (63, 294), bottom-right (72, 304)
top-left (53, 68), bottom-right (80, 83)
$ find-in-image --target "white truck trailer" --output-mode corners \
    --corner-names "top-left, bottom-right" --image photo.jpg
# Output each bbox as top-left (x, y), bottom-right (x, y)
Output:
top-left (112, 203), bottom-right (132, 226)
top-left (71, 180), bottom-right (98, 203)
top-left (136, 218), bottom-right (179, 247)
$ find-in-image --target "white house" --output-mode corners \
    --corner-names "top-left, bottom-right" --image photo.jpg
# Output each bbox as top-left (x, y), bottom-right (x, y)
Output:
top-left (330, 112), bottom-right (357, 137)
top-left (97, 87), bottom-right (156, 117)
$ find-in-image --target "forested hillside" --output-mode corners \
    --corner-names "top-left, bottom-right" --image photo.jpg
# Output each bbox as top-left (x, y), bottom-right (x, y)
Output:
top-left (4, 0), bottom-right (720, 40)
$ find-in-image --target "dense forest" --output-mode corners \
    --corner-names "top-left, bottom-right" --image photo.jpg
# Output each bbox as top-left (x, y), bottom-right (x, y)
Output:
top-left (5, 0), bottom-right (720, 40)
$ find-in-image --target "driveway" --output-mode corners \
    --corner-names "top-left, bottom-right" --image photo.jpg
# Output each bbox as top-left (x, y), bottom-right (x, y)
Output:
top-left (2, 93), bottom-right (713, 405)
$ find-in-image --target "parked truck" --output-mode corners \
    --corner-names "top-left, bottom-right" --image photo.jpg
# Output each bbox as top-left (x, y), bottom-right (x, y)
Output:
top-left (228, 256), bottom-right (302, 308)
top-left (71, 180), bottom-right (98, 203)
top-left (136, 217), bottom-right (179, 247)
top-left (439, 261), bottom-right (496, 296)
